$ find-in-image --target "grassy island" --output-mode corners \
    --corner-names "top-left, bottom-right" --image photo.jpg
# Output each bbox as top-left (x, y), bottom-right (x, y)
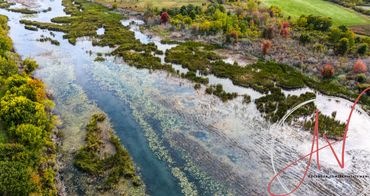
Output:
top-left (74, 114), bottom-right (143, 191)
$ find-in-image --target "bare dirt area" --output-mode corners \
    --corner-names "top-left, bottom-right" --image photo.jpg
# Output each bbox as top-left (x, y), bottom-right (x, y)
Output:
top-left (350, 24), bottom-right (370, 36)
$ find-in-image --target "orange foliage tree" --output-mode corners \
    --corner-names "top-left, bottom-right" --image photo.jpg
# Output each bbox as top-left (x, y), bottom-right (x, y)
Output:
top-left (353, 60), bottom-right (367, 73)
top-left (321, 64), bottom-right (335, 79)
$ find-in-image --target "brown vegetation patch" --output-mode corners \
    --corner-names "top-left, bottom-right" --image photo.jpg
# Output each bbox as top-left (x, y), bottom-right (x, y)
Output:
top-left (350, 24), bottom-right (370, 36)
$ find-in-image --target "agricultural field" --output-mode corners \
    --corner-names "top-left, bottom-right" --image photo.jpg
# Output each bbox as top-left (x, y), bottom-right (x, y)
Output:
top-left (95, 0), bottom-right (206, 11)
top-left (262, 0), bottom-right (370, 26)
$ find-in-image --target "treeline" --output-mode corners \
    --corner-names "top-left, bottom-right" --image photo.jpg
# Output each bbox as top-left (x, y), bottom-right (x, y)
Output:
top-left (296, 15), bottom-right (369, 56)
top-left (145, 2), bottom-right (276, 42)
top-left (325, 0), bottom-right (370, 15)
top-left (0, 15), bottom-right (57, 195)
top-left (146, 1), bottom-right (369, 56)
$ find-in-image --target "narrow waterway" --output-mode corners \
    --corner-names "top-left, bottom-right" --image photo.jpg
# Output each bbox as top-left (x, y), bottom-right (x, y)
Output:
top-left (2, 1), bottom-right (370, 195)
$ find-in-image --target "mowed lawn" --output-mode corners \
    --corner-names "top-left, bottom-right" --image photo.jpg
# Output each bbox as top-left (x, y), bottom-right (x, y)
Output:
top-left (263, 0), bottom-right (370, 26)
top-left (96, 0), bottom-right (206, 11)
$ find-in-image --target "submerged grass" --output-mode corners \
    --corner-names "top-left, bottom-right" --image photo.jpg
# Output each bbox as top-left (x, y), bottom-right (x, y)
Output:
top-left (36, 36), bottom-right (60, 46)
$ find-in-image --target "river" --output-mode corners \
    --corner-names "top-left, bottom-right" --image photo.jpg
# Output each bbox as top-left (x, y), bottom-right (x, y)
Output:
top-left (1, 0), bottom-right (370, 195)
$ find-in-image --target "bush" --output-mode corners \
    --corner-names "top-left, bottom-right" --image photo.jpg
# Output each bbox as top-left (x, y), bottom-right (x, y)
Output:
top-left (262, 26), bottom-right (274, 39)
top-left (0, 95), bottom-right (48, 127)
top-left (10, 124), bottom-right (44, 147)
top-left (205, 84), bottom-right (238, 102)
top-left (336, 38), bottom-right (349, 55)
top-left (305, 15), bottom-right (332, 31)
top-left (354, 60), bottom-right (367, 73)
top-left (160, 12), bottom-right (170, 24)
top-left (194, 83), bottom-right (201, 90)
top-left (356, 73), bottom-right (367, 83)
top-left (0, 56), bottom-right (18, 78)
top-left (321, 64), bottom-right (335, 79)
top-left (357, 43), bottom-right (368, 55)
top-left (243, 95), bottom-right (251, 104)
top-left (262, 40), bottom-right (272, 55)
top-left (23, 58), bottom-right (39, 74)
top-left (299, 33), bottom-right (312, 45)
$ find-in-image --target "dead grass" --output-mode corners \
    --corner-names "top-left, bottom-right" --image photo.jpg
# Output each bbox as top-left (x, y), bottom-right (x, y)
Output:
top-left (95, 0), bottom-right (206, 11)
top-left (350, 24), bottom-right (370, 36)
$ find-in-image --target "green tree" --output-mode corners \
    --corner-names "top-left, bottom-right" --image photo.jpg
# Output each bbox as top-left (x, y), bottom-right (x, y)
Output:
top-left (0, 33), bottom-right (12, 55)
top-left (336, 38), bottom-right (349, 55)
top-left (0, 161), bottom-right (37, 195)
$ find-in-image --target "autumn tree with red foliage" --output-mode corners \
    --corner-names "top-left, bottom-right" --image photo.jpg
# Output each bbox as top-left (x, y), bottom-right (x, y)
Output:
top-left (281, 21), bottom-right (289, 29)
top-left (161, 12), bottom-right (170, 24)
top-left (280, 21), bottom-right (290, 38)
top-left (262, 40), bottom-right (272, 55)
top-left (321, 64), bottom-right (335, 79)
top-left (353, 60), bottom-right (367, 73)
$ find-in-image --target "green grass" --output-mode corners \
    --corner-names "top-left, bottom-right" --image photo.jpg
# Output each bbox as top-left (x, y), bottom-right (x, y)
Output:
top-left (262, 0), bottom-right (370, 26)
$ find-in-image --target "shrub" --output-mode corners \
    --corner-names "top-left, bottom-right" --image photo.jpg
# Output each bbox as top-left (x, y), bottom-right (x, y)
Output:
top-left (9, 124), bottom-right (44, 147)
top-left (357, 43), bottom-right (368, 55)
top-left (0, 161), bottom-right (37, 195)
top-left (0, 56), bottom-right (17, 78)
top-left (305, 15), bottom-right (332, 31)
top-left (336, 38), bottom-right (349, 55)
top-left (356, 73), bottom-right (367, 83)
top-left (160, 12), bottom-right (170, 24)
top-left (262, 26), bottom-right (274, 39)
top-left (0, 95), bottom-right (48, 127)
top-left (280, 21), bottom-right (290, 38)
top-left (281, 21), bottom-right (289, 29)
top-left (353, 60), bottom-right (367, 73)
top-left (229, 31), bottom-right (239, 43)
top-left (299, 33), bottom-right (312, 45)
top-left (194, 83), bottom-right (201, 90)
top-left (280, 27), bottom-right (289, 38)
top-left (262, 40), bottom-right (272, 55)
top-left (243, 95), bottom-right (251, 104)
top-left (321, 64), bottom-right (335, 79)
top-left (23, 58), bottom-right (39, 74)
top-left (313, 43), bottom-right (325, 53)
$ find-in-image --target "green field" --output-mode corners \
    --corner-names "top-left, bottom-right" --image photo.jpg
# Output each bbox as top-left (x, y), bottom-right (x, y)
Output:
top-left (263, 0), bottom-right (370, 26)
top-left (96, 0), bottom-right (206, 11)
